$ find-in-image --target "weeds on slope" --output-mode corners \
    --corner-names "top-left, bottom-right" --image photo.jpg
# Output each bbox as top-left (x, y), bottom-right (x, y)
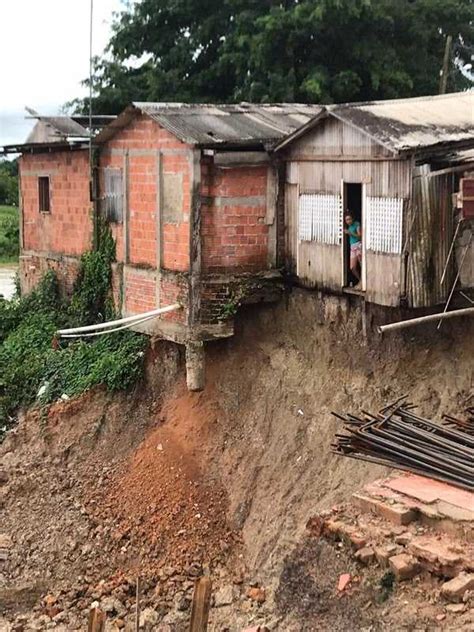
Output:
top-left (0, 226), bottom-right (146, 437)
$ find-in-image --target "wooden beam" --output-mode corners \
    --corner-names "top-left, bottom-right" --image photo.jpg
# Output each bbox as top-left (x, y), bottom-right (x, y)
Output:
top-left (189, 576), bottom-right (212, 632)
top-left (87, 608), bottom-right (106, 632)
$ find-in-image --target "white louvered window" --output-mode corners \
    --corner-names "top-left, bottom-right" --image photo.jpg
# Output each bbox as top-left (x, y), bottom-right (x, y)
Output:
top-left (103, 168), bottom-right (123, 223)
top-left (298, 193), bottom-right (342, 245)
top-left (366, 197), bottom-right (403, 254)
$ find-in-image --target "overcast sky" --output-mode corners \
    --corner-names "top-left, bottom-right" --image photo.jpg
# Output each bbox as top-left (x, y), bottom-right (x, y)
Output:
top-left (0, 0), bottom-right (123, 148)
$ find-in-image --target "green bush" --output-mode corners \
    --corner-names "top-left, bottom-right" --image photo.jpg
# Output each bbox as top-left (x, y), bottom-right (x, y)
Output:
top-left (0, 229), bottom-right (146, 438)
top-left (0, 206), bottom-right (19, 262)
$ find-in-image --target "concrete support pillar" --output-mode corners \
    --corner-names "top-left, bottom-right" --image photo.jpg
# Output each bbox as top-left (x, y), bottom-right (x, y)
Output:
top-left (185, 341), bottom-right (205, 391)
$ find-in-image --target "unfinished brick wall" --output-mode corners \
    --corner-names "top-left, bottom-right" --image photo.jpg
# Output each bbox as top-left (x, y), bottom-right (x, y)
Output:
top-left (201, 159), bottom-right (269, 273)
top-left (100, 114), bottom-right (192, 320)
top-left (159, 272), bottom-right (189, 323)
top-left (122, 268), bottom-right (187, 324)
top-left (123, 267), bottom-right (157, 314)
top-left (20, 150), bottom-right (92, 256)
top-left (19, 253), bottom-right (81, 296)
top-left (100, 115), bottom-right (192, 271)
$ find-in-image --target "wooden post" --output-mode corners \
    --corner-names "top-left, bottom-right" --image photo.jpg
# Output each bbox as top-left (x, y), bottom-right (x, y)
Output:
top-left (135, 575), bottom-right (140, 632)
top-left (87, 608), bottom-right (106, 632)
top-left (439, 34), bottom-right (453, 94)
top-left (189, 576), bottom-right (212, 632)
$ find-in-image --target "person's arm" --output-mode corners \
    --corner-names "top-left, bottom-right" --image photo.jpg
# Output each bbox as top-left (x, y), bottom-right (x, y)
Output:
top-left (356, 223), bottom-right (362, 238)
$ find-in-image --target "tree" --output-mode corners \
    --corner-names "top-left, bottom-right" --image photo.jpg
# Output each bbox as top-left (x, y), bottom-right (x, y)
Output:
top-left (76, 0), bottom-right (474, 114)
top-left (0, 160), bottom-right (18, 206)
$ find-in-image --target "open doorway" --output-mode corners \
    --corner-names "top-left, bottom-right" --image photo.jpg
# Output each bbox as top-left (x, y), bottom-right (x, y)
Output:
top-left (343, 182), bottom-right (363, 288)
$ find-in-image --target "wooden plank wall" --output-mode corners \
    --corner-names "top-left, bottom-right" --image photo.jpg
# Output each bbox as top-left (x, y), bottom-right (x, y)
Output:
top-left (284, 116), bottom-right (411, 305)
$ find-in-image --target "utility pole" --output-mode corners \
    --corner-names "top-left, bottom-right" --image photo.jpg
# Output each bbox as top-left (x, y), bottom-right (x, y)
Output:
top-left (439, 34), bottom-right (453, 94)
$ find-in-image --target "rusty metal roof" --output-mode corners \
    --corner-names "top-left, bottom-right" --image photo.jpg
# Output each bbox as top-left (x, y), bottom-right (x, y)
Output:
top-left (276, 91), bottom-right (474, 154)
top-left (95, 102), bottom-right (322, 148)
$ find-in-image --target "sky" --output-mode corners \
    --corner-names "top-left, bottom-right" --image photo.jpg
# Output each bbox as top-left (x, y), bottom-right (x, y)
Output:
top-left (0, 0), bottom-right (124, 148)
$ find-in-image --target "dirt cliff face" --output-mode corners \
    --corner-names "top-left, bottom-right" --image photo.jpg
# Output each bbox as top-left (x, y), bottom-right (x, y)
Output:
top-left (1, 289), bottom-right (472, 630)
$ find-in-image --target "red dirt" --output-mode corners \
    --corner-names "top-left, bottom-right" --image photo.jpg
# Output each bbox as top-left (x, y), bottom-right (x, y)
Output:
top-left (88, 388), bottom-right (242, 578)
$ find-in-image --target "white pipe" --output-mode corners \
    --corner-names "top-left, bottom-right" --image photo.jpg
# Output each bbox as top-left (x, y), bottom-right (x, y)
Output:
top-left (60, 313), bottom-right (158, 338)
top-left (378, 307), bottom-right (474, 334)
top-left (57, 303), bottom-right (181, 336)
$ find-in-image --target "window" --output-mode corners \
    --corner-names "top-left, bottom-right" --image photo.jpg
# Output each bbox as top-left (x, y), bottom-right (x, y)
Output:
top-left (38, 177), bottom-right (50, 213)
top-left (103, 168), bottom-right (123, 222)
top-left (298, 193), bottom-right (342, 245)
top-left (366, 196), bottom-right (404, 254)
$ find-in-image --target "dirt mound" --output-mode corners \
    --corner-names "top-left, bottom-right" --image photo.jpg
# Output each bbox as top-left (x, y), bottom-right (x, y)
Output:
top-left (89, 394), bottom-right (241, 577)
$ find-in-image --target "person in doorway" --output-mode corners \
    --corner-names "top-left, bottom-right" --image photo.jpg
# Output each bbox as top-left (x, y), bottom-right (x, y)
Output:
top-left (344, 212), bottom-right (362, 287)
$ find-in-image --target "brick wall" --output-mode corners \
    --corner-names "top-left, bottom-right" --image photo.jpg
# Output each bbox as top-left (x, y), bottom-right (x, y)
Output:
top-left (20, 150), bottom-right (92, 256)
top-left (200, 273), bottom-right (283, 325)
top-left (123, 267), bottom-right (157, 314)
top-left (160, 271), bottom-right (189, 324)
top-left (100, 115), bottom-right (192, 271)
top-left (20, 253), bottom-right (81, 297)
top-left (201, 159), bottom-right (270, 273)
top-left (100, 114), bottom-right (192, 321)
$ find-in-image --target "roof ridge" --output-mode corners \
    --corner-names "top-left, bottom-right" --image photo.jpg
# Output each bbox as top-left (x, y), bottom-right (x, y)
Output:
top-left (331, 90), bottom-right (472, 110)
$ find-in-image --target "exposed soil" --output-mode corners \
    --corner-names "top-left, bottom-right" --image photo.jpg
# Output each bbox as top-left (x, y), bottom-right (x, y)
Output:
top-left (1, 289), bottom-right (473, 630)
top-left (89, 395), bottom-right (242, 578)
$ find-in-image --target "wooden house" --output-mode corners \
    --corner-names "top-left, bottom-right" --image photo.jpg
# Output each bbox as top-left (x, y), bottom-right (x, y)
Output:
top-left (275, 92), bottom-right (474, 308)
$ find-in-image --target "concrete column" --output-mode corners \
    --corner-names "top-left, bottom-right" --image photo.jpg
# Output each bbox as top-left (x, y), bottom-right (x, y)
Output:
top-left (185, 341), bottom-right (205, 391)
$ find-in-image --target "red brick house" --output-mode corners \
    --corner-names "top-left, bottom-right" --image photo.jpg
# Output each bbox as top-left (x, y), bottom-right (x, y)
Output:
top-left (4, 104), bottom-right (319, 386)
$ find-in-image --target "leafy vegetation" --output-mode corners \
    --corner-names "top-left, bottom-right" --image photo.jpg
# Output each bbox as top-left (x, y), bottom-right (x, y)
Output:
top-left (0, 205), bottom-right (19, 263)
top-left (0, 159), bottom-right (18, 207)
top-left (0, 228), bottom-right (146, 437)
top-left (73, 0), bottom-right (473, 114)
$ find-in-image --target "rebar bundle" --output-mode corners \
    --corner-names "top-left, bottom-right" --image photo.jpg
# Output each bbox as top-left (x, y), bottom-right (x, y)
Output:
top-left (442, 407), bottom-right (474, 436)
top-left (332, 399), bottom-right (474, 491)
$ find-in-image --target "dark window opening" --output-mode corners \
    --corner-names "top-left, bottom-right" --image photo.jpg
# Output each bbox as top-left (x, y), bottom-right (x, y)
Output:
top-left (343, 182), bottom-right (363, 288)
top-left (38, 177), bottom-right (50, 213)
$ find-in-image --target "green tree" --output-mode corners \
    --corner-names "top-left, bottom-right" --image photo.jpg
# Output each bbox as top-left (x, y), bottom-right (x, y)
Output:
top-left (0, 159), bottom-right (19, 206)
top-left (76, 0), bottom-right (473, 113)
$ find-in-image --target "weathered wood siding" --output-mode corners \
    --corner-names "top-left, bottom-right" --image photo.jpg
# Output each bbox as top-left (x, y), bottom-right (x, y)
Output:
top-left (406, 167), bottom-right (455, 308)
top-left (289, 115), bottom-right (394, 158)
top-left (284, 117), bottom-right (411, 305)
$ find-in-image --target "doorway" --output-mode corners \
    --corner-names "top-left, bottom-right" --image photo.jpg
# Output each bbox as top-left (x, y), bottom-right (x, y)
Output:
top-left (342, 182), bottom-right (363, 289)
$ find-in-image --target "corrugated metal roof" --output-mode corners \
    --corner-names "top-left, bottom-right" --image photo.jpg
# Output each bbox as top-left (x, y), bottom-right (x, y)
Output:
top-left (25, 117), bottom-right (89, 144)
top-left (445, 147), bottom-right (474, 164)
top-left (2, 113), bottom-right (116, 154)
top-left (95, 102), bottom-right (322, 147)
top-left (331, 91), bottom-right (474, 153)
top-left (276, 91), bottom-right (474, 154)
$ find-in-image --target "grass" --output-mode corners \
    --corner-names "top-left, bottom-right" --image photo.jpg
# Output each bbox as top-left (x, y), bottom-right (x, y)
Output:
top-left (0, 205), bottom-right (19, 265)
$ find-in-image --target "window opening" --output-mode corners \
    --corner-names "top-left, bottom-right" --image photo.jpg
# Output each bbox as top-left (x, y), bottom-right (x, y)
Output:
top-left (103, 168), bottom-right (123, 223)
top-left (38, 177), bottom-right (50, 213)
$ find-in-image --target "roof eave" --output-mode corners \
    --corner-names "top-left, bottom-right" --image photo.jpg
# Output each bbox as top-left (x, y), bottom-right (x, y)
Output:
top-left (1, 141), bottom-right (89, 155)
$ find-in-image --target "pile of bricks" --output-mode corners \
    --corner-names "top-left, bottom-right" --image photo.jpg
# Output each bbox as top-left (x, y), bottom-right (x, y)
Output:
top-left (307, 473), bottom-right (474, 608)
